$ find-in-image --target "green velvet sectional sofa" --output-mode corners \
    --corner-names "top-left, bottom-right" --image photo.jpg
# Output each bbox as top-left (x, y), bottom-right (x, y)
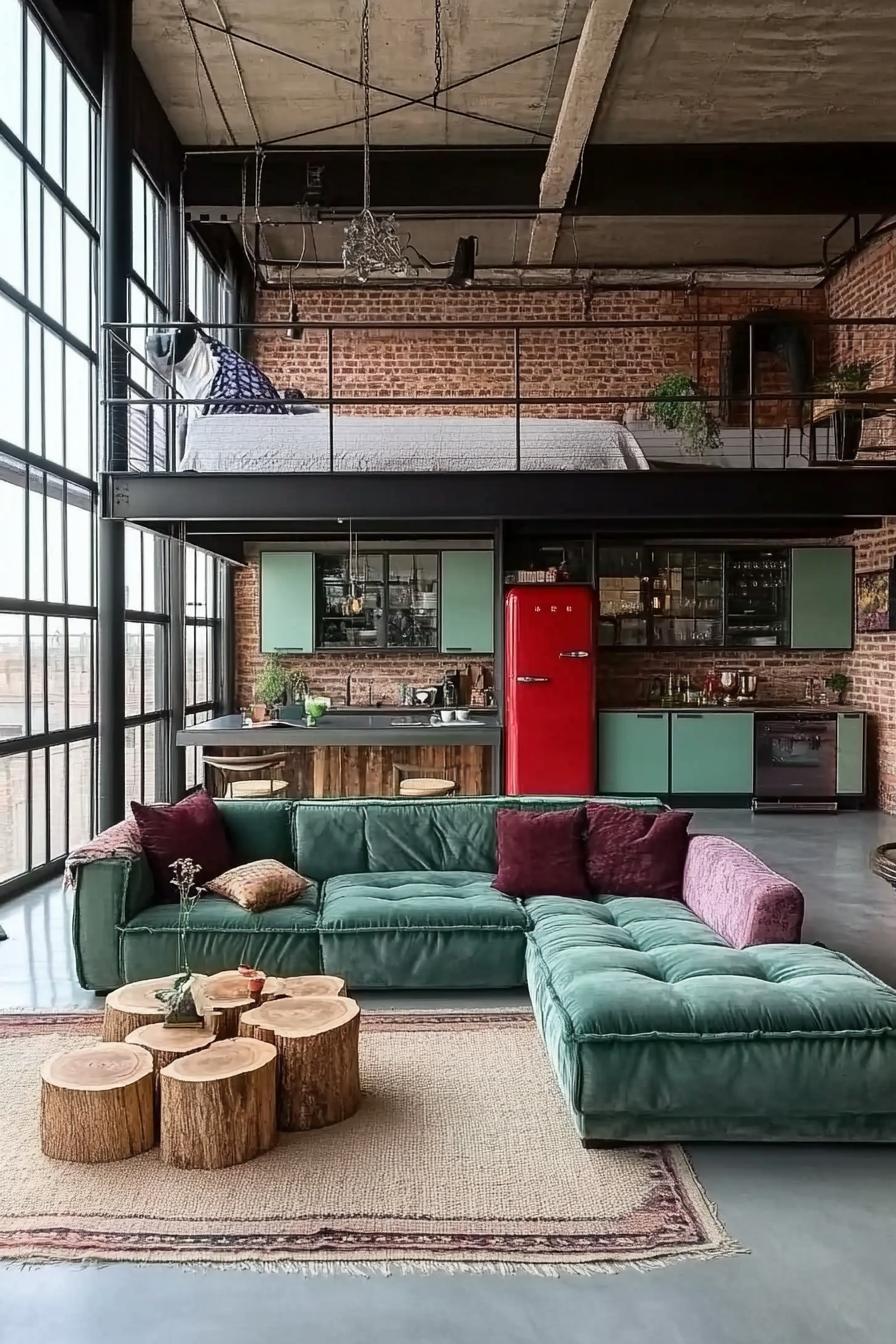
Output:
top-left (71, 796), bottom-right (896, 1142)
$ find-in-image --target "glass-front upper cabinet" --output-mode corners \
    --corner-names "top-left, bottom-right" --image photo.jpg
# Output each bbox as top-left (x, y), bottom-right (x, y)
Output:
top-left (724, 548), bottom-right (789, 647)
top-left (316, 553), bottom-right (386, 649)
top-left (651, 548), bottom-right (724, 647)
top-left (597, 546), bottom-right (649, 646)
top-left (315, 551), bottom-right (439, 650)
top-left (503, 536), bottom-right (592, 585)
top-left (386, 552), bottom-right (438, 649)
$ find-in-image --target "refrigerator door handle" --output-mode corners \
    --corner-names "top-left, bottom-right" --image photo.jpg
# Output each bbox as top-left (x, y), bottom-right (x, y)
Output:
top-left (559, 650), bottom-right (590, 659)
top-left (516, 675), bottom-right (551, 684)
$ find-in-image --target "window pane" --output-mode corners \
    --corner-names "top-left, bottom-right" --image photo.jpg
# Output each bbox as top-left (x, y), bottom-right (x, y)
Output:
top-left (65, 75), bottom-right (91, 219)
top-left (42, 192), bottom-right (62, 323)
top-left (46, 614), bottom-right (64, 730)
top-left (66, 484), bottom-right (92, 605)
top-left (27, 318), bottom-right (42, 454)
top-left (124, 525), bottom-right (141, 609)
top-left (45, 479), bottom-right (63, 601)
top-left (0, 751), bottom-right (27, 881)
top-left (30, 746), bottom-right (45, 866)
top-left (64, 346), bottom-right (91, 474)
top-left (0, 140), bottom-right (23, 292)
top-left (27, 470), bottom-right (44, 599)
top-left (0, 611), bottom-right (26, 738)
top-left (124, 722), bottom-right (141, 802)
top-left (43, 44), bottom-right (62, 184)
top-left (185, 621), bottom-right (195, 707)
top-left (49, 740), bottom-right (65, 857)
top-left (125, 621), bottom-right (141, 717)
top-left (43, 328), bottom-right (63, 465)
top-left (143, 719), bottom-right (163, 804)
top-left (67, 738), bottom-right (92, 848)
top-left (29, 614), bottom-right (44, 734)
top-left (143, 530), bottom-right (165, 611)
top-left (25, 171), bottom-right (40, 304)
top-left (131, 165), bottom-right (145, 283)
top-left (64, 213), bottom-right (91, 345)
top-left (0, 0), bottom-right (23, 139)
top-left (143, 622), bottom-right (158, 713)
top-left (67, 617), bottom-right (91, 727)
top-left (0, 454), bottom-right (25, 598)
top-left (25, 16), bottom-right (40, 158)
top-left (0, 293), bottom-right (25, 446)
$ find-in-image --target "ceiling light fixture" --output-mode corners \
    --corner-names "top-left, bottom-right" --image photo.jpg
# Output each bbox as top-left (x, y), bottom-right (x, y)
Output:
top-left (342, 0), bottom-right (413, 282)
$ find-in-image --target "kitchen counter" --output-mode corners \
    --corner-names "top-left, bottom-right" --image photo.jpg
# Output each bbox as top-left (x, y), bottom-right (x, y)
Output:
top-left (603, 705), bottom-right (865, 715)
top-left (177, 712), bottom-right (501, 749)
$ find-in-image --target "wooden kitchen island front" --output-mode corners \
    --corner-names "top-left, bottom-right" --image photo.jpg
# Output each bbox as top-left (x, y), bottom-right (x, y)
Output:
top-left (177, 713), bottom-right (501, 798)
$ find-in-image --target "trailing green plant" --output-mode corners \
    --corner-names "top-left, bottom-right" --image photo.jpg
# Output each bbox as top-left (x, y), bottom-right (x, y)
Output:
top-left (254, 655), bottom-right (288, 707)
top-left (818, 361), bottom-right (877, 396)
top-left (645, 373), bottom-right (722, 457)
top-left (825, 672), bottom-right (851, 704)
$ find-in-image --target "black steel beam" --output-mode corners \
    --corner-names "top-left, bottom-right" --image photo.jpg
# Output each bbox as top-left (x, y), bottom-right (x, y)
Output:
top-left (103, 468), bottom-right (896, 528)
top-left (97, 0), bottom-right (131, 830)
top-left (183, 144), bottom-right (896, 218)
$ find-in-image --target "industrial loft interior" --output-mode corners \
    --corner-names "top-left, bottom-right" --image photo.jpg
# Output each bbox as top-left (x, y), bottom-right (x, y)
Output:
top-left (3, 0), bottom-right (896, 1338)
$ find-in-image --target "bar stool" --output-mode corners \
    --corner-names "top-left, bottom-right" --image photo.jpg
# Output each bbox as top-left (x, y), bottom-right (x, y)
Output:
top-left (392, 763), bottom-right (457, 799)
top-left (204, 754), bottom-right (290, 799)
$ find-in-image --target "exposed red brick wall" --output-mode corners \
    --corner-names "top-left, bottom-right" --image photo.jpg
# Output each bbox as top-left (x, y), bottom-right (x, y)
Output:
top-left (233, 553), bottom-right (494, 708)
top-left (252, 285), bottom-right (826, 424)
top-left (845, 518), bottom-right (896, 811)
top-left (826, 230), bottom-right (896, 453)
top-left (599, 648), bottom-right (848, 709)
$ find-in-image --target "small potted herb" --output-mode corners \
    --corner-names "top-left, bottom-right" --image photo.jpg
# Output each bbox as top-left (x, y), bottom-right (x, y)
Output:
top-left (816, 361), bottom-right (877, 461)
top-left (825, 673), bottom-right (851, 706)
top-left (645, 373), bottom-right (722, 457)
top-left (253, 656), bottom-right (288, 720)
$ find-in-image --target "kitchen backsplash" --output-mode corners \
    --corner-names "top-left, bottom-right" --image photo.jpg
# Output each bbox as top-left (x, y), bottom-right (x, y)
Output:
top-left (598, 648), bottom-right (849, 707)
top-left (233, 556), bottom-right (495, 707)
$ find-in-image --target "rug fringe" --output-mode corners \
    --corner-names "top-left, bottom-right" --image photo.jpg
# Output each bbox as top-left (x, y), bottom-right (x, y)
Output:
top-left (5, 1240), bottom-right (745, 1277)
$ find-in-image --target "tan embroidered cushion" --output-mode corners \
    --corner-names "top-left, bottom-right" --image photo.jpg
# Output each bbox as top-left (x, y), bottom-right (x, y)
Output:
top-left (204, 859), bottom-right (311, 913)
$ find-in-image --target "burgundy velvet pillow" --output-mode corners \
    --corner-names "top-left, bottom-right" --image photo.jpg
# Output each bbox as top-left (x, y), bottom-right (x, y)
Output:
top-left (584, 804), bottom-right (692, 900)
top-left (492, 807), bottom-right (589, 898)
top-left (131, 789), bottom-right (234, 898)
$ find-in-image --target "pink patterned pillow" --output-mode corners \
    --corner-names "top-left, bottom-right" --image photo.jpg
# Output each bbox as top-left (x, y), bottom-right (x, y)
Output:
top-left (585, 804), bottom-right (692, 900)
top-left (492, 807), bottom-right (589, 898)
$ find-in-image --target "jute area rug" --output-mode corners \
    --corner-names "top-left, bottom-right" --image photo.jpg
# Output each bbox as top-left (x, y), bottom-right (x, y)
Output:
top-left (0, 1011), bottom-right (737, 1275)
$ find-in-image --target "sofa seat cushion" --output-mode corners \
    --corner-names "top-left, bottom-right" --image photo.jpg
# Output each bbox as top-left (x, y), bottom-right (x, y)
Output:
top-left (319, 871), bottom-right (527, 990)
top-left (120, 890), bottom-right (320, 981)
top-left (527, 896), bottom-right (896, 1136)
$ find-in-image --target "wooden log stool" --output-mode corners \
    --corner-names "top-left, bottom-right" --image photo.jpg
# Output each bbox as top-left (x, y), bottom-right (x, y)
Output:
top-left (239, 996), bottom-right (361, 1131)
top-left (125, 1023), bottom-right (217, 1115)
top-left (196, 969), bottom-right (260, 1038)
top-left (40, 1043), bottom-right (155, 1162)
top-left (261, 974), bottom-right (347, 1001)
top-left (159, 1037), bottom-right (278, 1170)
top-left (102, 976), bottom-right (181, 1042)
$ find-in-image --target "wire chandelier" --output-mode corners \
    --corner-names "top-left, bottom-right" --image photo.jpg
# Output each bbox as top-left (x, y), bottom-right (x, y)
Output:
top-left (342, 0), bottom-right (414, 281)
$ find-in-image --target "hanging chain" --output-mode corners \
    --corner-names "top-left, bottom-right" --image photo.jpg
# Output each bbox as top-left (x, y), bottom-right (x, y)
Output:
top-left (433, 0), bottom-right (443, 107)
top-left (361, 0), bottom-right (371, 211)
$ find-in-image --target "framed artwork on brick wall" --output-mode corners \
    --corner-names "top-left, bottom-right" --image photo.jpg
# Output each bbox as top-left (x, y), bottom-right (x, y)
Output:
top-left (856, 567), bottom-right (896, 633)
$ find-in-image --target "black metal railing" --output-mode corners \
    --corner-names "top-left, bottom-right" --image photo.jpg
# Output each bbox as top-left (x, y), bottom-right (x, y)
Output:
top-left (102, 317), bottom-right (896, 475)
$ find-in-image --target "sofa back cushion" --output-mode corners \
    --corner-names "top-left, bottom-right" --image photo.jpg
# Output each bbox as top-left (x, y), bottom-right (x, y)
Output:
top-left (216, 800), bottom-right (296, 867)
top-left (291, 801), bottom-right (369, 883)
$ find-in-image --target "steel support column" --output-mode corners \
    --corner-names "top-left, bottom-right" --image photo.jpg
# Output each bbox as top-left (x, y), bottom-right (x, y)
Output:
top-left (168, 528), bottom-right (186, 801)
top-left (97, 0), bottom-right (132, 829)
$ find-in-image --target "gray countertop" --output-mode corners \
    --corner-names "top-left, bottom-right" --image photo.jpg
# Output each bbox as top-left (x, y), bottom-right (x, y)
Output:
top-left (176, 712), bottom-right (502, 749)
top-left (602, 705), bottom-right (865, 714)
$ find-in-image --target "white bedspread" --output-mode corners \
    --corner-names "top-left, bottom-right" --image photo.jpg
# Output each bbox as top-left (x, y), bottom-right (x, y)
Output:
top-left (180, 414), bottom-right (649, 473)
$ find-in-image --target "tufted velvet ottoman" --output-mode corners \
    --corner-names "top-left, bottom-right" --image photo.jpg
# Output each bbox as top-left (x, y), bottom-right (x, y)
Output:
top-left (526, 895), bottom-right (896, 1142)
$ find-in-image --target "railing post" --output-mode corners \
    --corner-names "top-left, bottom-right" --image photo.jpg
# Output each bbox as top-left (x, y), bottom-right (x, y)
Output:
top-left (748, 320), bottom-right (756, 470)
top-left (514, 327), bottom-right (521, 471)
top-left (327, 326), bottom-right (334, 472)
top-left (97, 0), bottom-right (132, 828)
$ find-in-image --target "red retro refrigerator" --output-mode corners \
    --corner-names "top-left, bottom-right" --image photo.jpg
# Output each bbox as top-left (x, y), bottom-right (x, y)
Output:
top-left (504, 585), bottom-right (597, 794)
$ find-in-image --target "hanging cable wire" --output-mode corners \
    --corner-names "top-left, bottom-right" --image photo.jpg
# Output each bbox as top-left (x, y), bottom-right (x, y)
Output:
top-left (532, 0), bottom-right (572, 141)
top-left (433, 0), bottom-right (443, 108)
top-left (177, 0), bottom-right (237, 143)
top-left (210, 0), bottom-right (262, 143)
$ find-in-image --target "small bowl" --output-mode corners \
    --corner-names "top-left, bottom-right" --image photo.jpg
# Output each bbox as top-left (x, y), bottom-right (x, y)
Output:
top-left (439, 709), bottom-right (455, 722)
top-left (455, 708), bottom-right (471, 721)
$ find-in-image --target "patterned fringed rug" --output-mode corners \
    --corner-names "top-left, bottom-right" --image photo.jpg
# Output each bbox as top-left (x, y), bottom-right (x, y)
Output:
top-left (0, 1011), bottom-right (739, 1275)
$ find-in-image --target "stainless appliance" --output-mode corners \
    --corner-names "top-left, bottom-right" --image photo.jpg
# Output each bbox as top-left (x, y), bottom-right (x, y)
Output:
top-left (753, 714), bottom-right (838, 812)
top-left (736, 670), bottom-right (759, 702)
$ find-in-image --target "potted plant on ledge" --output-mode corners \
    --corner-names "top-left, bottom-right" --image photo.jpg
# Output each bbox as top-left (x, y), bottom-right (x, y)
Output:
top-left (815, 361), bottom-right (877, 461)
top-left (825, 673), bottom-right (851, 706)
top-left (252, 656), bottom-right (288, 722)
top-left (645, 373), bottom-right (722, 457)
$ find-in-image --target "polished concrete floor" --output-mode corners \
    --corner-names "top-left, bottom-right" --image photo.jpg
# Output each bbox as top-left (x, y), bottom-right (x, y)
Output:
top-left (2, 808), bottom-right (896, 1342)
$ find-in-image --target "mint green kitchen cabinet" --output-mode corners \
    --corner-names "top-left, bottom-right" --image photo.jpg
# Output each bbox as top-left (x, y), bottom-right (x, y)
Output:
top-left (260, 551), bottom-right (314, 653)
top-left (790, 547), bottom-right (854, 650)
top-left (598, 712), bottom-right (670, 795)
top-left (440, 550), bottom-right (494, 654)
top-left (836, 712), bottom-right (866, 795)
top-left (671, 712), bottom-right (754, 794)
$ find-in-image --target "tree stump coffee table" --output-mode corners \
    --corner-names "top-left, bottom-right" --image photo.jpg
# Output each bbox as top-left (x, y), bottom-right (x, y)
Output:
top-left (239, 996), bottom-right (361, 1131)
top-left (159, 1037), bottom-right (278, 1170)
top-left (40, 1042), bottom-right (155, 1162)
top-left (102, 976), bottom-right (180, 1042)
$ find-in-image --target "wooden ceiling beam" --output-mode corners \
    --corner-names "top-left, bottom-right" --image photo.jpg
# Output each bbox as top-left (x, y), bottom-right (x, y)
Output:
top-left (527, 0), bottom-right (635, 264)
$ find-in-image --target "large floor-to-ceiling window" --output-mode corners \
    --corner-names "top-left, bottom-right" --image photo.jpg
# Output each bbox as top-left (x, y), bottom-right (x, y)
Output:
top-left (0, 0), bottom-right (98, 890)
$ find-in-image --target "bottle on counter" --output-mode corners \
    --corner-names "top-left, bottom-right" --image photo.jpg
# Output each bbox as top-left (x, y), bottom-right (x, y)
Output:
top-left (442, 671), bottom-right (458, 709)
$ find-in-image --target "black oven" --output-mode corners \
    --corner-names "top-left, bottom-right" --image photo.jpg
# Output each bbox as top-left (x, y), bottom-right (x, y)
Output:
top-left (753, 714), bottom-right (838, 811)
